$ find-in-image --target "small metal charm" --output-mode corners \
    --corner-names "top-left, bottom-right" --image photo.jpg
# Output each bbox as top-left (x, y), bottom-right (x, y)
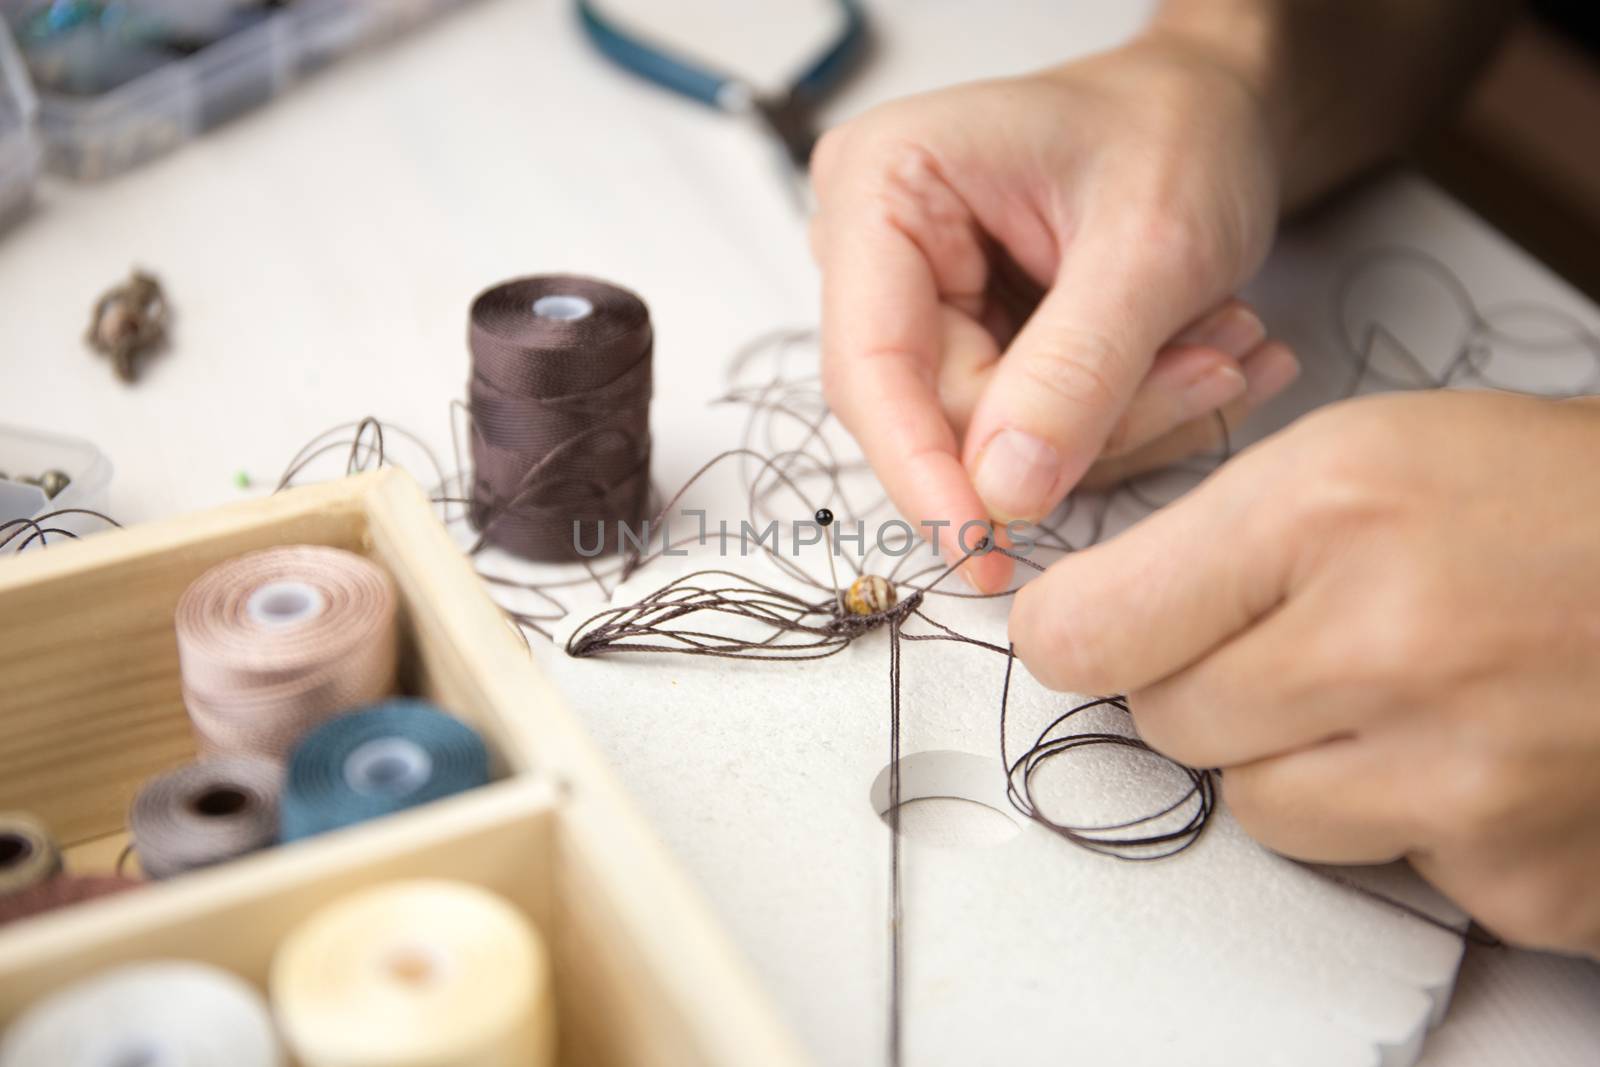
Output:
top-left (38, 470), bottom-right (70, 498)
top-left (87, 269), bottom-right (170, 383)
top-left (846, 574), bottom-right (896, 617)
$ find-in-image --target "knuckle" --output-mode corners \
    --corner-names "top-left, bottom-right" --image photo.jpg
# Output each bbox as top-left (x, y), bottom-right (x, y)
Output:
top-left (1272, 418), bottom-right (1403, 545)
top-left (1014, 331), bottom-right (1128, 417)
top-left (1011, 582), bottom-right (1110, 693)
top-left (819, 358), bottom-right (858, 428)
top-left (1132, 211), bottom-right (1210, 272)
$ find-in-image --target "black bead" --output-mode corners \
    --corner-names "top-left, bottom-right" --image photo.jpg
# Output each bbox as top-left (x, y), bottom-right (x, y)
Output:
top-left (814, 507), bottom-right (834, 527)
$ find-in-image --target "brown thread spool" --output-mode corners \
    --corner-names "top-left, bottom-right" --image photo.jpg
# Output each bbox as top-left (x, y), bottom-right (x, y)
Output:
top-left (176, 545), bottom-right (398, 762)
top-left (0, 876), bottom-right (139, 928)
top-left (129, 758), bottom-right (282, 880)
top-left (467, 275), bottom-right (653, 561)
top-left (0, 813), bottom-right (60, 897)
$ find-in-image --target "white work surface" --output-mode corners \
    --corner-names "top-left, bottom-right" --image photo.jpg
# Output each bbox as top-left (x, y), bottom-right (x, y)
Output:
top-left (2, 1), bottom-right (1598, 1064)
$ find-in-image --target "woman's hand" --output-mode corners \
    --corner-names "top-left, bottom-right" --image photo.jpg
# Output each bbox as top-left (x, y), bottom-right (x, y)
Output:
top-left (810, 31), bottom-right (1299, 591)
top-left (1010, 390), bottom-right (1600, 955)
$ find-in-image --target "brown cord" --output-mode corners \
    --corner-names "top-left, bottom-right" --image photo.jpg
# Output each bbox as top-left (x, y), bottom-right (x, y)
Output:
top-left (0, 508), bottom-right (121, 553)
top-left (467, 276), bottom-right (653, 561)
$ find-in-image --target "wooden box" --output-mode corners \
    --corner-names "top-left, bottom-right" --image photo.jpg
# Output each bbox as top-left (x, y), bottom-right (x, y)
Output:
top-left (0, 469), bottom-right (806, 1067)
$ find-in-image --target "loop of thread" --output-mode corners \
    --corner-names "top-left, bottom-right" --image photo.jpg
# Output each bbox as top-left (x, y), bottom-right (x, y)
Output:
top-left (129, 758), bottom-right (283, 880)
top-left (0, 876), bottom-right (140, 928)
top-left (0, 812), bottom-right (61, 896)
top-left (176, 545), bottom-right (398, 761)
top-left (0, 961), bottom-right (283, 1067)
top-left (468, 275), bottom-right (653, 561)
top-left (271, 879), bottom-right (554, 1067)
top-left (280, 700), bottom-right (490, 841)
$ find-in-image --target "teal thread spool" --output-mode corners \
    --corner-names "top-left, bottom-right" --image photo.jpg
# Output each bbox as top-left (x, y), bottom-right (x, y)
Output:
top-left (280, 700), bottom-right (489, 842)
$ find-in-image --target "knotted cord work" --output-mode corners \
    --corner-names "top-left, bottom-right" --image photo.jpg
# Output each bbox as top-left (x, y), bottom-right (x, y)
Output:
top-left (264, 247), bottom-right (1599, 1063)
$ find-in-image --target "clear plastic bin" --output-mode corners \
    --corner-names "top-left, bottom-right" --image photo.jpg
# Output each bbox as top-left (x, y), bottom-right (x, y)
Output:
top-left (0, 19), bottom-right (39, 228)
top-left (6, 0), bottom-right (474, 181)
top-left (0, 425), bottom-right (114, 551)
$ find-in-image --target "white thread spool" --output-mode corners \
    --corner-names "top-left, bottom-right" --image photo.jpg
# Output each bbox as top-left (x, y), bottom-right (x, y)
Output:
top-left (271, 879), bottom-right (555, 1067)
top-left (0, 961), bottom-right (283, 1067)
top-left (531, 294), bottom-right (593, 321)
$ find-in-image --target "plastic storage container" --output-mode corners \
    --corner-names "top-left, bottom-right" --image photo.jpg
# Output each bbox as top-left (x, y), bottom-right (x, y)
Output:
top-left (6, 0), bottom-right (473, 180)
top-left (0, 425), bottom-right (113, 551)
top-left (0, 19), bottom-right (39, 227)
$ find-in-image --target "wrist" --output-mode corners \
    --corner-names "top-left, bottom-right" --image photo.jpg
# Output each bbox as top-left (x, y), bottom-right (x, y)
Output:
top-left (1140, 1), bottom-right (1291, 162)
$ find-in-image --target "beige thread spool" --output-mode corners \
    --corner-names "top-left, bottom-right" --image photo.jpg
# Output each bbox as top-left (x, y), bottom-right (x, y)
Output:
top-left (176, 545), bottom-right (398, 761)
top-left (129, 758), bottom-right (282, 880)
top-left (0, 813), bottom-right (60, 897)
top-left (272, 879), bottom-right (555, 1067)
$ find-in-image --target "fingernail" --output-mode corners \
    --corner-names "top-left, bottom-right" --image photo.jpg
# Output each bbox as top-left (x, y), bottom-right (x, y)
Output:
top-left (959, 561), bottom-right (986, 593)
top-left (1181, 363), bottom-right (1248, 416)
top-left (1180, 306), bottom-right (1266, 359)
top-left (974, 429), bottom-right (1059, 522)
top-left (1243, 343), bottom-right (1301, 402)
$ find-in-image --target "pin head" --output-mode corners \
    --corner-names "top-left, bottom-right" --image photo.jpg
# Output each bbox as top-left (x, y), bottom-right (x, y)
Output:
top-left (814, 507), bottom-right (834, 527)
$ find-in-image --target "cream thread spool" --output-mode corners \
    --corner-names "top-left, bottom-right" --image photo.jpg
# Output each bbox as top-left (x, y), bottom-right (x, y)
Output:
top-left (0, 961), bottom-right (283, 1067)
top-left (272, 879), bottom-right (555, 1067)
top-left (0, 813), bottom-right (60, 897)
top-left (175, 545), bottom-right (398, 761)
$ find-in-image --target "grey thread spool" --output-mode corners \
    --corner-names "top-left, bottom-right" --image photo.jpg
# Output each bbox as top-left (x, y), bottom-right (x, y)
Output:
top-left (0, 813), bottom-right (61, 896)
top-left (129, 758), bottom-right (282, 880)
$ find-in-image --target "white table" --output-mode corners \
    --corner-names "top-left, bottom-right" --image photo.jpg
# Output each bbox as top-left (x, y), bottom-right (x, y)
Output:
top-left (1, 2), bottom-right (1596, 1063)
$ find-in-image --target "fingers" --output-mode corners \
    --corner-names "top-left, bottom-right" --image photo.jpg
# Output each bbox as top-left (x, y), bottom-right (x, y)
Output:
top-left (815, 158), bottom-right (1012, 593)
top-left (1128, 602), bottom-right (1371, 770)
top-left (1078, 340), bottom-right (1300, 490)
top-left (1222, 738), bottom-right (1417, 864)
top-left (962, 227), bottom-right (1215, 524)
top-left (1009, 440), bottom-right (1295, 695)
top-left (935, 306), bottom-right (1002, 442)
top-left (1098, 302), bottom-right (1264, 458)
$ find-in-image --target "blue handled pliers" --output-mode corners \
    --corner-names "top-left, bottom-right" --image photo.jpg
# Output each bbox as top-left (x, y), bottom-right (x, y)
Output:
top-left (576, 0), bottom-right (869, 210)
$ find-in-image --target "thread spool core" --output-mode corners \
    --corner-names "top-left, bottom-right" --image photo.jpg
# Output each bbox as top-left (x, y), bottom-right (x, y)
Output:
top-left (191, 786), bottom-right (250, 818)
top-left (246, 580), bottom-right (325, 628)
top-left (382, 943), bottom-right (450, 989)
top-left (0, 831), bottom-right (32, 867)
top-left (532, 294), bottom-right (593, 321)
top-left (344, 737), bottom-right (434, 798)
top-left (106, 1041), bottom-right (166, 1067)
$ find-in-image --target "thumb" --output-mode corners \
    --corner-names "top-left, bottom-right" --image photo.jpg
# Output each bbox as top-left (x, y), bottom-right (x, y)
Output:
top-left (963, 232), bottom-right (1210, 522)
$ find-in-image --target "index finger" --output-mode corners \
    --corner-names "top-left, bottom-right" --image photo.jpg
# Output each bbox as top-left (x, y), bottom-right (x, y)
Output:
top-left (1008, 441), bottom-right (1297, 694)
top-left (815, 195), bottom-right (1012, 591)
